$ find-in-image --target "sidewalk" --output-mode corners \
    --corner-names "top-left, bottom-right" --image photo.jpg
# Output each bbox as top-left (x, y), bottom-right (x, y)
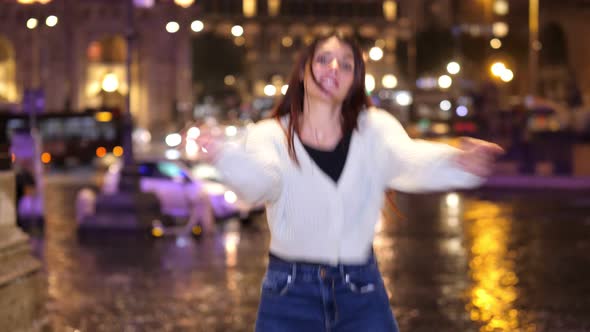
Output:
top-left (484, 174), bottom-right (590, 190)
top-left (482, 158), bottom-right (590, 191)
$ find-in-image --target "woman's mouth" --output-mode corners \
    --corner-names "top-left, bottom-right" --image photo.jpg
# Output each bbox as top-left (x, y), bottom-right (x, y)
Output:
top-left (319, 76), bottom-right (339, 90)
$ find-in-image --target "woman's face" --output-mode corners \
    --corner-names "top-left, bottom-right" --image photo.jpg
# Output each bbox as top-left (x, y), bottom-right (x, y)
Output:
top-left (304, 36), bottom-right (356, 105)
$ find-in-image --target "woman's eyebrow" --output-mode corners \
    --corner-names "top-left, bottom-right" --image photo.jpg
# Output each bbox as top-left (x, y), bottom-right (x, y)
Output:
top-left (315, 51), bottom-right (354, 59)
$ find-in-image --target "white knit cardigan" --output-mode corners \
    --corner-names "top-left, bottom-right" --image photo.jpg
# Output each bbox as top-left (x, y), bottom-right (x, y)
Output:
top-left (215, 107), bottom-right (483, 265)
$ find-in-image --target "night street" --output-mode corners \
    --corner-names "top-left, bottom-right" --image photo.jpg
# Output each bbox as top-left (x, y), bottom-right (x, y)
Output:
top-left (2, 1), bottom-right (590, 331)
top-left (28, 172), bottom-right (590, 332)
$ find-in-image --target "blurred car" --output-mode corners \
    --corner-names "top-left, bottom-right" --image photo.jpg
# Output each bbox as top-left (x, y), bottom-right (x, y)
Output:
top-left (76, 158), bottom-right (264, 237)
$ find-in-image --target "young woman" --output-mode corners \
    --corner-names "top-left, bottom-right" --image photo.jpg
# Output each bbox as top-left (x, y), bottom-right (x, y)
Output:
top-left (198, 34), bottom-right (503, 332)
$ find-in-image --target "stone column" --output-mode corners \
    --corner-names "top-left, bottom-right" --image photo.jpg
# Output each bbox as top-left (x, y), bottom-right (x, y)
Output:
top-left (0, 132), bottom-right (47, 331)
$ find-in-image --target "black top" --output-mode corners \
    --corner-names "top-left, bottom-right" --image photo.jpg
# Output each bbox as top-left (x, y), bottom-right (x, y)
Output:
top-left (302, 133), bottom-right (352, 183)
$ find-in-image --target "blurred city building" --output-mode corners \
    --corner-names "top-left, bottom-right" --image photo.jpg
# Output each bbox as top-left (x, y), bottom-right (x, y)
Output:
top-left (0, 0), bottom-right (588, 139)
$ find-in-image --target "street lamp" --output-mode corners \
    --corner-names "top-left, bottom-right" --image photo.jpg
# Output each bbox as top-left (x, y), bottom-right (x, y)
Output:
top-left (490, 38), bottom-right (502, 49)
top-left (500, 69), bottom-right (514, 83)
top-left (45, 15), bottom-right (58, 27)
top-left (382, 74), bottom-right (398, 89)
top-left (166, 21), bottom-right (180, 33)
top-left (446, 62), bottom-right (461, 75)
top-left (231, 25), bottom-right (244, 37)
top-left (26, 18), bottom-right (38, 29)
top-left (21, 1), bottom-right (56, 207)
top-left (438, 75), bottom-right (453, 89)
top-left (117, 0), bottom-right (137, 190)
top-left (369, 46), bottom-right (384, 61)
top-left (529, 0), bottom-right (539, 95)
top-left (191, 20), bottom-right (204, 32)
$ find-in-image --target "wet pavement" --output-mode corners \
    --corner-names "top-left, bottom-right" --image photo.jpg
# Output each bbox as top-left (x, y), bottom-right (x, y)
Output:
top-left (25, 173), bottom-right (590, 332)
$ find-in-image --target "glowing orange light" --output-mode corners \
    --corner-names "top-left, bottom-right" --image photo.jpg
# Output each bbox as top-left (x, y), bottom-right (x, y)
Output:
top-left (174, 0), bottom-right (193, 8)
top-left (11, 153), bottom-right (16, 163)
top-left (41, 152), bottom-right (51, 164)
top-left (87, 42), bottom-right (102, 61)
top-left (192, 225), bottom-right (203, 236)
top-left (95, 111), bottom-right (112, 122)
top-left (152, 227), bottom-right (164, 237)
top-left (112, 146), bottom-right (124, 157)
top-left (96, 147), bottom-right (107, 158)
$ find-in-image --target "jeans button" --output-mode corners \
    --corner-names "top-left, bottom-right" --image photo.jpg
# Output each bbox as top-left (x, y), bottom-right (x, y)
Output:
top-left (320, 268), bottom-right (326, 278)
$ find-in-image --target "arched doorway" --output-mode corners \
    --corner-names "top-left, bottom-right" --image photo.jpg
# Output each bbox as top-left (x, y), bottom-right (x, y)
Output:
top-left (84, 35), bottom-right (127, 110)
top-left (0, 36), bottom-right (17, 104)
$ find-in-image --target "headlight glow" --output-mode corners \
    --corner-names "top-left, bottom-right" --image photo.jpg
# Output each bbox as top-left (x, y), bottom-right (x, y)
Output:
top-left (224, 191), bottom-right (238, 204)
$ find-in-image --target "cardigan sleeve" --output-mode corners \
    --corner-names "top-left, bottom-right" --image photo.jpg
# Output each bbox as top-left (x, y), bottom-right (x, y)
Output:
top-left (214, 121), bottom-right (283, 205)
top-left (368, 109), bottom-right (485, 193)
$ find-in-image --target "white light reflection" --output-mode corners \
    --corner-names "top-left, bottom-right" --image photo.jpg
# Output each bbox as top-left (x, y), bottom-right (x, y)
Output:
top-left (444, 192), bottom-right (462, 229)
top-left (224, 231), bottom-right (240, 267)
top-left (441, 237), bottom-right (463, 255)
top-left (447, 215), bottom-right (460, 228)
top-left (446, 192), bottom-right (460, 208)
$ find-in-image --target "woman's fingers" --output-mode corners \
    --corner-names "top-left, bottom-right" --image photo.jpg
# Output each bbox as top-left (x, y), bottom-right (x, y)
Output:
top-left (460, 137), bottom-right (504, 155)
top-left (455, 137), bottom-right (505, 177)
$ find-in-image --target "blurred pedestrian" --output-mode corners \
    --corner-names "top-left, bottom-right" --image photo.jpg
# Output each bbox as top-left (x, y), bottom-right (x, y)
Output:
top-left (198, 33), bottom-right (503, 332)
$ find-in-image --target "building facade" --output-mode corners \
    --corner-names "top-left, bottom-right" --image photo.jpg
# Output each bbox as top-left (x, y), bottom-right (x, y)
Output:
top-left (0, 0), bottom-right (588, 138)
top-left (0, 0), bottom-right (426, 137)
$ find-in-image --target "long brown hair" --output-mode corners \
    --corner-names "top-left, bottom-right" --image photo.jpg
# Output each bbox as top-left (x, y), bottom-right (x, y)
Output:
top-left (271, 33), bottom-right (372, 164)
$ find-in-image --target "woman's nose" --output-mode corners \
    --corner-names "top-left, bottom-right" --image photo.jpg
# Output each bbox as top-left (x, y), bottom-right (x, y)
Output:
top-left (329, 58), bottom-right (339, 70)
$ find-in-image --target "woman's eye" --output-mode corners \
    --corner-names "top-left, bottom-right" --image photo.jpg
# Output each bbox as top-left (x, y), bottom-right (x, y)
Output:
top-left (342, 63), bottom-right (354, 71)
top-left (316, 55), bottom-right (329, 64)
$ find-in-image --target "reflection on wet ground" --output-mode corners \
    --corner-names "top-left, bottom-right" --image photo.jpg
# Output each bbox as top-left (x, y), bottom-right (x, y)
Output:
top-left (32, 176), bottom-right (590, 331)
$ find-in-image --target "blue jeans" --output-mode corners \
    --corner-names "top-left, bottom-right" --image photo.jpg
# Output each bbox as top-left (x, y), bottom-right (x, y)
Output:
top-left (255, 253), bottom-right (399, 332)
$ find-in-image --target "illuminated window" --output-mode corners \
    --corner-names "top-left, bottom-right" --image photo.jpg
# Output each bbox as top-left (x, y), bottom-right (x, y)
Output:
top-left (87, 35), bottom-right (126, 64)
top-left (0, 36), bottom-right (17, 102)
top-left (383, 0), bottom-right (397, 21)
top-left (85, 35), bottom-right (127, 109)
top-left (243, 0), bottom-right (256, 17)
top-left (268, 0), bottom-right (280, 16)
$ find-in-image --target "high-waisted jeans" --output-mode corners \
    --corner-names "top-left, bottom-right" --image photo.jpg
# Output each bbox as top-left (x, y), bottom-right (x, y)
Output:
top-left (255, 252), bottom-right (399, 332)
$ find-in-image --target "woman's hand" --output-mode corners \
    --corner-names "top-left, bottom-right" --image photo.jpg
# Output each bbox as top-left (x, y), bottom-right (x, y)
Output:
top-left (454, 137), bottom-right (505, 177)
top-left (195, 126), bottom-right (224, 164)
